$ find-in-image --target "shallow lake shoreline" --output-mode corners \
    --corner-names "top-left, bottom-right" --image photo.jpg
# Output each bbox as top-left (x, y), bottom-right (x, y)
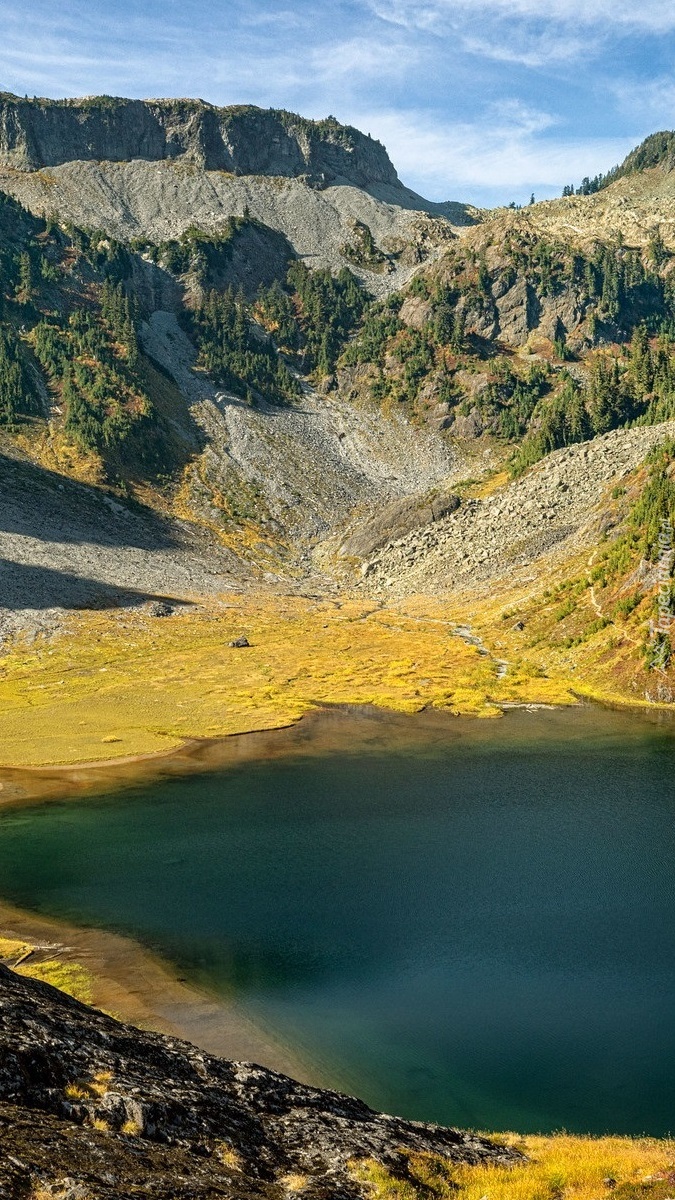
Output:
top-left (0, 897), bottom-right (316, 1083)
top-left (4, 689), bottom-right (675, 807)
top-left (2, 702), bottom-right (675, 1134)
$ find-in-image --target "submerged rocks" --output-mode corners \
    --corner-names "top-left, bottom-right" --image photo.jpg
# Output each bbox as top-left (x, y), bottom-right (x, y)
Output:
top-left (0, 965), bottom-right (522, 1198)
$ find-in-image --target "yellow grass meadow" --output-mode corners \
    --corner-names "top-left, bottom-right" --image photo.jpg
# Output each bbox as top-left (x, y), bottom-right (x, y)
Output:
top-left (0, 592), bottom-right (578, 768)
top-left (355, 1135), bottom-right (675, 1200)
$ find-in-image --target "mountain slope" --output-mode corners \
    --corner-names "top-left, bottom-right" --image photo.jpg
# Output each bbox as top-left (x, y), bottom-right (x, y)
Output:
top-left (488, 157), bottom-right (675, 257)
top-left (0, 94), bottom-right (471, 295)
top-left (1, 101), bottom-right (675, 714)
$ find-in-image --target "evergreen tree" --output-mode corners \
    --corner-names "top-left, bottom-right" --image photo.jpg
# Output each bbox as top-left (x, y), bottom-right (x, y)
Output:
top-left (0, 329), bottom-right (38, 425)
top-left (14, 252), bottom-right (35, 307)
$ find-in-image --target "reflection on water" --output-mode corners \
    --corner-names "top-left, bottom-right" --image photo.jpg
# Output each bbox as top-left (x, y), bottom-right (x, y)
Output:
top-left (0, 704), bottom-right (674, 1134)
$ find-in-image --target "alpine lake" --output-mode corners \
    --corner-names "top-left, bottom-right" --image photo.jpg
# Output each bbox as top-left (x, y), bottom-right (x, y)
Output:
top-left (1, 704), bottom-right (674, 1136)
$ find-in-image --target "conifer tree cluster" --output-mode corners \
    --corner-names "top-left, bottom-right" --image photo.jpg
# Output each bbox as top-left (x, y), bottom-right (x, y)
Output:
top-left (0, 192), bottom-right (159, 464)
top-left (255, 280), bottom-right (299, 351)
top-left (100, 279), bottom-right (140, 368)
top-left (282, 262), bottom-right (367, 374)
top-left (191, 288), bottom-right (300, 406)
top-left (0, 328), bottom-right (40, 425)
top-left (511, 327), bottom-right (675, 473)
top-left (32, 287), bottom-right (151, 455)
top-left (340, 296), bottom-right (404, 370)
top-left (336, 231), bottom-right (675, 463)
top-left (191, 264), bottom-right (368, 405)
top-left (584, 438), bottom-right (675, 667)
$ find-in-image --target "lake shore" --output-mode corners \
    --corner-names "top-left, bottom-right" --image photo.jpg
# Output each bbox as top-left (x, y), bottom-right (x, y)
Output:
top-left (0, 592), bottom-right (583, 771)
top-left (0, 897), bottom-right (315, 1082)
top-left (2, 702), bottom-right (675, 1136)
top-left (0, 578), bottom-right (670, 772)
top-left (3, 690), bottom-right (675, 809)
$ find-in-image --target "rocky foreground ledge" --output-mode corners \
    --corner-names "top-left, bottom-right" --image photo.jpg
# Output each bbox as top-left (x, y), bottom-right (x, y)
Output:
top-left (0, 964), bottom-right (519, 1199)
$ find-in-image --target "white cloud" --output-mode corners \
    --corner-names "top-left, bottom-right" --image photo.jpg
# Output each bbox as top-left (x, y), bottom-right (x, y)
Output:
top-left (0, 3), bottom-right (413, 110)
top-left (239, 9), bottom-right (306, 28)
top-left (610, 77), bottom-right (675, 126)
top-left (345, 106), bottom-right (635, 200)
top-left (370, 0), bottom-right (675, 34)
top-left (460, 30), bottom-right (589, 68)
top-left (308, 35), bottom-right (417, 84)
top-left (367, 0), bottom-right (675, 68)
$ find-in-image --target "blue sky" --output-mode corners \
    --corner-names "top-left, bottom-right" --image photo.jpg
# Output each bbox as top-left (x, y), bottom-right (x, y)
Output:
top-left (1, 0), bottom-right (674, 206)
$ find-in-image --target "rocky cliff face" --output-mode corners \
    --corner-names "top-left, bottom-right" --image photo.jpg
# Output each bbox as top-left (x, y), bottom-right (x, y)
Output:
top-left (0, 964), bottom-right (519, 1199)
top-left (0, 94), bottom-right (399, 189)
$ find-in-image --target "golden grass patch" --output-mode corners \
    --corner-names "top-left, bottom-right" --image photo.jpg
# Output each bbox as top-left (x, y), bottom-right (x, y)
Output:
top-left (215, 1143), bottom-right (244, 1170)
top-left (353, 1135), bottom-right (675, 1200)
top-left (0, 593), bottom-right (579, 768)
top-left (279, 1174), bottom-right (310, 1193)
top-left (120, 1118), bottom-right (144, 1136)
top-left (17, 960), bottom-right (94, 1006)
top-left (0, 936), bottom-right (33, 962)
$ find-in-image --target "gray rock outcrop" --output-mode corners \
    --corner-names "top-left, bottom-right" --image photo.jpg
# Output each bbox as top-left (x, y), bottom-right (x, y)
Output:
top-left (0, 94), bottom-right (399, 189)
top-left (341, 491), bottom-right (460, 558)
top-left (359, 420), bottom-right (675, 597)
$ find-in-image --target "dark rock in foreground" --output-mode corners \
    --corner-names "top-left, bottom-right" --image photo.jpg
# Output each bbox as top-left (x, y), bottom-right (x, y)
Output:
top-left (0, 964), bottom-right (520, 1198)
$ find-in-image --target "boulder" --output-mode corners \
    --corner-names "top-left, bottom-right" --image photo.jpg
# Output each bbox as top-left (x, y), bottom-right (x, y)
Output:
top-left (342, 491), bottom-right (460, 558)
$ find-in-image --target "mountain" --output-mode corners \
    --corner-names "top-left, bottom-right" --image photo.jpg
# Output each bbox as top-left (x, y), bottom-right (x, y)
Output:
top-left (2, 101), bottom-right (675, 1196)
top-left (0, 93), bottom-right (472, 296)
top-left (0, 94), bottom-right (399, 185)
top-left (573, 129), bottom-right (675, 194)
top-left (0, 97), bottom-right (674, 715)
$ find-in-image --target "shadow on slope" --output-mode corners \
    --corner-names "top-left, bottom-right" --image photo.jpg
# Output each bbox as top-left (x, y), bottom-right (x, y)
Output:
top-left (0, 452), bottom-right (181, 551)
top-left (0, 558), bottom-right (183, 612)
top-left (366, 182), bottom-right (481, 224)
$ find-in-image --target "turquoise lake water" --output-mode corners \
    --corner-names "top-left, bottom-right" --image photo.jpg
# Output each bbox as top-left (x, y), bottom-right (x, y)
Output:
top-left (1, 705), bottom-right (674, 1134)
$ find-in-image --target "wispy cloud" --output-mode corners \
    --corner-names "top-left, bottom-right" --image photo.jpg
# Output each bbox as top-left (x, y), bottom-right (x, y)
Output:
top-left (239, 9), bottom-right (306, 28)
top-left (347, 106), bottom-right (635, 202)
top-left (460, 31), bottom-right (590, 68)
top-left (370, 0), bottom-right (675, 34)
top-left (610, 76), bottom-right (675, 126)
top-left (367, 0), bottom-right (675, 69)
top-left (0, 0), bottom-right (666, 206)
top-left (309, 35), bottom-right (416, 84)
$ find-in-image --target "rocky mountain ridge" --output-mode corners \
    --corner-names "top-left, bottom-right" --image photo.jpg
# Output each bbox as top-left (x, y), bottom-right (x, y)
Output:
top-left (2, 105), bottom-right (675, 1199)
top-left (1, 102), bottom-right (675, 698)
top-left (0, 94), bottom-right (471, 295)
top-left (0, 95), bottom-right (398, 189)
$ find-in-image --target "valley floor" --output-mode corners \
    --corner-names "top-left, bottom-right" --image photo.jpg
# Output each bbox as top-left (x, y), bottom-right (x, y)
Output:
top-left (2, 406), bottom-right (674, 770)
top-left (0, 570), bottom-right (669, 771)
top-left (0, 590), bottom-right (582, 770)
